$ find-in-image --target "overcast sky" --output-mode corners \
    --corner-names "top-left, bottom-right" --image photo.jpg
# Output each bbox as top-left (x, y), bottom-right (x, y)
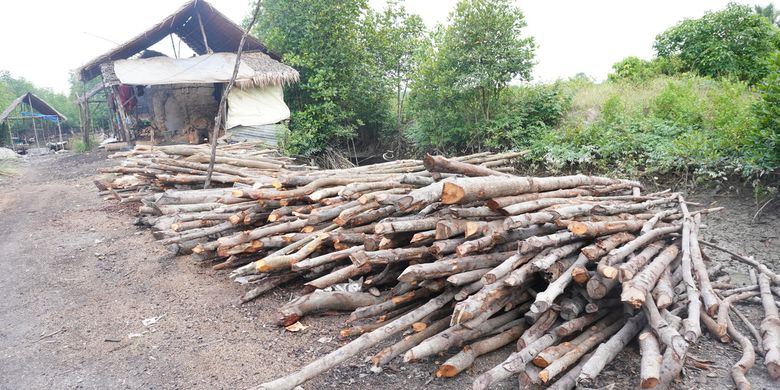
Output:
top-left (0, 0), bottom-right (756, 94)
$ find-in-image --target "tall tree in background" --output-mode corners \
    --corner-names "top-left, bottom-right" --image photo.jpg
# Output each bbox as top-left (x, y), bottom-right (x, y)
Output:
top-left (363, 1), bottom-right (426, 132)
top-left (654, 3), bottom-right (780, 84)
top-left (754, 3), bottom-right (780, 26)
top-left (407, 0), bottom-right (535, 151)
top-left (254, 0), bottom-right (390, 155)
top-left (446, 0), bottom-right (535, 122)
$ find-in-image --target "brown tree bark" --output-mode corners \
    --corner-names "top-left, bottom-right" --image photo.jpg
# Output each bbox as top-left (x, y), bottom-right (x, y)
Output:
top-left (251, 290), bottom-right (456, 390)
top-left (441, 175), bottom-right (639, 204)
top-left (758, 273), bottom-right (780, 378)
top-left (575, 312), bottom-right (646, 386)
top-left (436, 322), bottom-right (526, 378)
top-left (620, 244), bottom-right (680, 308)
top-left (638, 327), bottom-right (662, 388)
top-left (277, 291), bottom-right (382, 326)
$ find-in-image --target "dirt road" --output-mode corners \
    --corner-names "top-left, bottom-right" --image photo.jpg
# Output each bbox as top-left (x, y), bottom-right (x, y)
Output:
top-left (0, 151), bottom-right (777, 389)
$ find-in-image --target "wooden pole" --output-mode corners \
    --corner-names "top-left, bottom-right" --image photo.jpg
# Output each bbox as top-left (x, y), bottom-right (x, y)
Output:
top-left (80, 83), bottom-right (91, 148)
top-left (196, 7), bottom-right (212, 54)
top-left (112, 86), bottom-right (132, 144)
top-left (28, 96), bottom-right (40, 148)
top-left (56, 119), bottom-right (63, 143)
top-left (203, 0), bottom-right (262, 189)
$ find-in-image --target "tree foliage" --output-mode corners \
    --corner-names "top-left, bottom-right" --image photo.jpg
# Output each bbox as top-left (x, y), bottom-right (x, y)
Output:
top-left (755, 3), bottom-right (780, 26)
top-left (753, 51), bottom-right (780, 170)
top-left (254, 0), bottom-right (391, 155)
top-left (363, 1), bottom-right (426, 132)
top-left (653, 3), bottom-right (780, 84)
top-left (407, 0), bottom-right (536, 151)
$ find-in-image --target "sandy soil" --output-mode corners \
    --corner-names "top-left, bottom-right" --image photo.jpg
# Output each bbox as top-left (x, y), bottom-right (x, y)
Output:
top-left (0, 151), bottom-right (777, 390)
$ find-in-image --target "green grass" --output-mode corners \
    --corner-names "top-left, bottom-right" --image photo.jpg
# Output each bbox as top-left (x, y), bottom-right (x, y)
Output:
top-left (69, 134), bottom-right (97, 153)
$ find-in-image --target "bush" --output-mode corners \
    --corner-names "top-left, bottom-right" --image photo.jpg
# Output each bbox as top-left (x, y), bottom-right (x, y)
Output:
top-left (531, 75), bottom-right (773, 180)
top-left (482, 84), bottom-right (570, 150)
top-left (653, 3), bottom-right (780, 84)
top-left (751, 51), bottom-right (780, 174)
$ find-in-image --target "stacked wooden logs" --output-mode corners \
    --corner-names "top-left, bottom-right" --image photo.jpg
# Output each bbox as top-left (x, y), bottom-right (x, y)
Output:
top-left (93, 142), bottom-right (309, 201)
top-left (97, 149), bottom-right (780, 390)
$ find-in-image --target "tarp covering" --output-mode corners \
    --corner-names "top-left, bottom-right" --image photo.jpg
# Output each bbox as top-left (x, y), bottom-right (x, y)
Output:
top-left (226, 85), bottom-right (290, 128)
top-left (113, 54), bottom-right (257, 86)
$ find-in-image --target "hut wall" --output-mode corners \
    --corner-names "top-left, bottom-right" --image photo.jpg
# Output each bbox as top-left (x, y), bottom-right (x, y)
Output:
top-left (141, 84), bottom-right (218, 144)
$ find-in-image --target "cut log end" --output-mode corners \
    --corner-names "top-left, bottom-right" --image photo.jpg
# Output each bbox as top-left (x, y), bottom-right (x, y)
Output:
top-left (641, 378), bottom-right (659, 388)
top-left (435, 365), bottom-right (458, 378)
top-left (441, 182), bottom-right (466, 204)
top-left (568, 221), bottom-right (589, 235)
top-left (412, 322), bottom-right (427, 332)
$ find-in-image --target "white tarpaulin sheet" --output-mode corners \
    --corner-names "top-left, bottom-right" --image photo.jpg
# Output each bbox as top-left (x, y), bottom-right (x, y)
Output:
top-left (226, 85), bottom-right (290, 128)
top-left (113, 53), bottom-right (256, 85)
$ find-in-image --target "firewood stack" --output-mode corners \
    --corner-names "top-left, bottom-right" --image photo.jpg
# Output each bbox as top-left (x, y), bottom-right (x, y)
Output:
top-left (96, 147), bottom-right (780, 390)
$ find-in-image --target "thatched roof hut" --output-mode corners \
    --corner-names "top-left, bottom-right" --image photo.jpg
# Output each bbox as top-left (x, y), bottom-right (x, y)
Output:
top-left (75, 0), bottom-right (298, 145)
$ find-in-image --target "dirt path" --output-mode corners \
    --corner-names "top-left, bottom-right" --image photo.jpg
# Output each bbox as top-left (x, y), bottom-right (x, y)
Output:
top-left (0, 152), bottom-right (777, 389)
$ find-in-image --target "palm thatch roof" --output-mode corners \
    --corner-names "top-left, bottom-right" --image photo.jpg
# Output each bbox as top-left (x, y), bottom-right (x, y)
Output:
top-left (77, 0), bottom-right (283, 82)
top-left (0, 93), bottom-right (67, 125)
top-left (99, 51), bottom-right (299, 89)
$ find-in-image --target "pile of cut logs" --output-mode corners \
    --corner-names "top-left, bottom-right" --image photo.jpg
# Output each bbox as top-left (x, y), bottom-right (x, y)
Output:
top-left (97, 144), bottom-right (780, 390)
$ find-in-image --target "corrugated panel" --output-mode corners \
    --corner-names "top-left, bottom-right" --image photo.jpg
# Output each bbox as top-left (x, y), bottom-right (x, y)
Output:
top-left (223, 124), bottom-right (285, 146)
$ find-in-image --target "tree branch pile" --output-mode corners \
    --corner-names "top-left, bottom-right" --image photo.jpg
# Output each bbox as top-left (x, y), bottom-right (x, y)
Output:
top-left (95, 147), bottom-right (780, 390)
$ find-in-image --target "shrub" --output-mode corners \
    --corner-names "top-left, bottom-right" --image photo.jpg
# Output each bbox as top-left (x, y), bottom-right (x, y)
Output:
top-left (654, 3), bottom-right (780, 84)
top-left (482, 84), bottom-right (570, 150)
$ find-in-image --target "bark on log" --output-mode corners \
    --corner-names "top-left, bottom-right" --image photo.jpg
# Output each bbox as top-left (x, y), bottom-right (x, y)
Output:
top-left (486, 188), bottom-right (595, 210)
top-left (350, 246), bottom-right (432, 266)
top-left (620, 244), bottom-right (680, 308)
top-left (349, 288), bottom-right (433, 322)
top-left (371, 315), bottom-right (452, 367)
top-left (758, 273), bottom-right (780, 379)
top-left (580, 232), bottom-right (636, 261)
top-left (423, 153), bottom-right (509, 177)
top-left (436, 322), bottom-right (526, 377)
top-left (691, 215), bottom-right (719, 316)
top-left (716, 291), bottom-right (759, 338)
top-left (241, 273), bottom-right (300, 304)
top-left (252, 290), bottom-right (456, 390)
top-left (441, 175), bottom-right (639, 204)
top-left (446, 268), bottom-right (491, 286)
top-left (302, 263), bottom-right (372, 294)
top-left (727, 315), bottom-right (756, 390)
top-left (291, 245), bottom-right (364, 271)
top-left (405, 308), bottom-right (522, 362)
top-left (397, 251), bottom-right (515, 283)
top-left (653, 268), bottom-right (675, 310)
top-left (278, 291), bottom-right (382, 327)
top-left (638, 327), bottom-right (662, 388)
top-left (576, 312), bottom-right (646, 387)
top-left (643, 293), bottom-right (687, 362)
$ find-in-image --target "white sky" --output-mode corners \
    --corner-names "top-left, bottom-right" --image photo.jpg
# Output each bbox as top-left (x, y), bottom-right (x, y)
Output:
top-left (0, 0), bottom-right (756, 93)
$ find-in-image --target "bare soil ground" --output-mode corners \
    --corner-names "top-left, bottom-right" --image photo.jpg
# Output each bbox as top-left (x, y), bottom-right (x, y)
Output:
top-left (0, 151), bottom-right (778, 390)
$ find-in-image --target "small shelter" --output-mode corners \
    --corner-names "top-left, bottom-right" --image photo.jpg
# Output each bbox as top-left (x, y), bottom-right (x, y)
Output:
top-left (76, 0), bottom-right (298, 146)
top-left (0, 92), bottom-right (67, 152)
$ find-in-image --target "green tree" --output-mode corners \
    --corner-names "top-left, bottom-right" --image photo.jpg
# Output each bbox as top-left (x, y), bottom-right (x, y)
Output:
top-left (752, 51), bottom-right (780, 170)
top-left (445, 0), bottom-right (535, 122)
top-left (407, 0), bottom-right (535, 151)
top-left (754, 3), bottom-right (780, 25)
top-left (654, 3), bottom-right (780, 84)
top-left (253, 0), bottom-right (390, 155)
top-left (363, 1), bottom-right (426, 132)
